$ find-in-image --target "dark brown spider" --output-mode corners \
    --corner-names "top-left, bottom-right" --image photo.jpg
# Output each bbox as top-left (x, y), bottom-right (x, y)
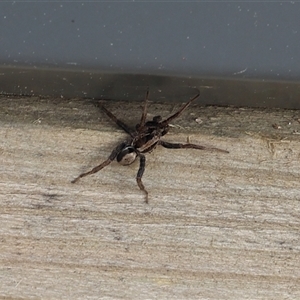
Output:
top-left (71, 91), bottom-right (229, 203)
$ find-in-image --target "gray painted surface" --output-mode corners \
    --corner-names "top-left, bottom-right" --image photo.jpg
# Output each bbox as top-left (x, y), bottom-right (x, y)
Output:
top-left (1, 2), bottom-right (300, 107)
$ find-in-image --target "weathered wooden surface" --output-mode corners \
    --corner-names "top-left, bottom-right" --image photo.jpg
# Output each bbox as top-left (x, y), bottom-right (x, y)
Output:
top-left (0, 95), bottom-right (300, 299)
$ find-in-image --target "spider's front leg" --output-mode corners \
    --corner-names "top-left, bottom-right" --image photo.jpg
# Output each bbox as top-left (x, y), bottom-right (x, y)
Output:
top-left (136, 89), bottom-right (150, 132)
top-left (159, 141), bottom-right (229, 153)
top-left (101, 106), bottom-right (135, 137)
top-left (136, 153), bottom-right (149, 203)
top-left (71, 142), bottom-right (126, 184)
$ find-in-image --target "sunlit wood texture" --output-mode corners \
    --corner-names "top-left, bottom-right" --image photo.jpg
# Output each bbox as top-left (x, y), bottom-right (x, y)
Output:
top-left (1, 96), bottom-right (300, 299)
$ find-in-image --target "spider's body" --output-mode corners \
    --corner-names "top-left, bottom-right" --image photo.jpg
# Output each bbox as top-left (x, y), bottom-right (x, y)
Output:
top-left (72, 91), bottom-right (228, 203)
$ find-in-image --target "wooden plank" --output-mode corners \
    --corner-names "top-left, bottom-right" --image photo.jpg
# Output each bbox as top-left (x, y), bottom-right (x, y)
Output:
top-left (0, 95), bottom-right (300, 299)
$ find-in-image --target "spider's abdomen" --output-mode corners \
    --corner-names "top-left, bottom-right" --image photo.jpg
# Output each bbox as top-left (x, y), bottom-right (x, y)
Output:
top-left (117, 146), bottom-right (137, 165)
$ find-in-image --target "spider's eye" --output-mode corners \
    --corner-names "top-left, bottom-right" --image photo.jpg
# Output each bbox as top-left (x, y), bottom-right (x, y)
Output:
top-left (117, 146), bottom-right (137, 166)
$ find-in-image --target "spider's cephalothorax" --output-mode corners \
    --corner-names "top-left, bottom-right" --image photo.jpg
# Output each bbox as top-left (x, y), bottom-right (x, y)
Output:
top-left (72, 91), bottom-right (229, 203)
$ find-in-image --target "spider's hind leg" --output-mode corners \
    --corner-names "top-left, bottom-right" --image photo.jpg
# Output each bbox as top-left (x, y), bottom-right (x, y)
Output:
top-left (136, 153), bottom-right (149, 203)
top-left (71, 142), bottom-right (127, 184)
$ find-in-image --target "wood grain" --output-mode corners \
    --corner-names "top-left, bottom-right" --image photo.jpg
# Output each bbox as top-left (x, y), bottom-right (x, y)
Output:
top-left (0, 96), bottom-right (300, 299)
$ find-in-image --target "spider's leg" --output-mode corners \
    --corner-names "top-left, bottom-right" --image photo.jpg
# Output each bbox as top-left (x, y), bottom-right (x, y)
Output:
top-left (159, 140), bottom-right (229, 153)
top-left (101, 106), bottom-right (135, 137)
top-left (71, 142), bottom-right (126, 183)
top-left (136, 153), bottom-right (149, 203)
top-left (160, 93), bottom-right (200, 126)
top-left (136, 89), bottom-right (149, 130)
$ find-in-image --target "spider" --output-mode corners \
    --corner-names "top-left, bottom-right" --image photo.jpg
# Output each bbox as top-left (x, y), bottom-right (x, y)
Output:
top-left (71, 91), bottom-right (229, 203)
